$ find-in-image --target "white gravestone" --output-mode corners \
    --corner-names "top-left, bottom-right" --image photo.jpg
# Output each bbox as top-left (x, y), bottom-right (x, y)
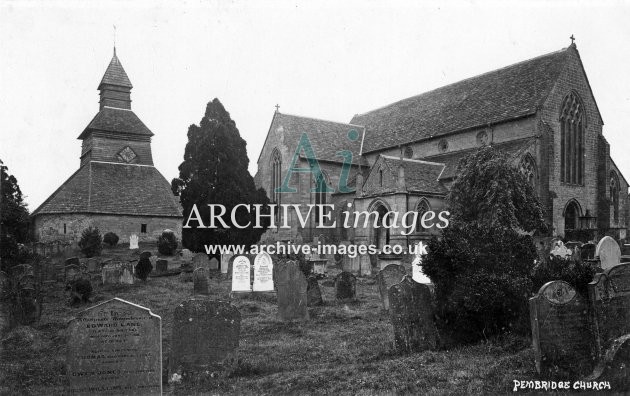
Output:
top-left (550, 240), bottom-right (572, 259)
top-left (253, 252), bottom-right (274, 292)
top-left (596, 236), bottom-right (622, 270)
top-left (411, 242), bottom-right (431, 284)
top-left (231, 256), bottom-right (252, 292)
top-left (129, 234), bottom-right (139, 250)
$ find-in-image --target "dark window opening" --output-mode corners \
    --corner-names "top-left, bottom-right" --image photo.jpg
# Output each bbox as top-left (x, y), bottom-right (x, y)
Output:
top-left (63, 223), bottom-right (67, 234)
top-left (141, 224), bottom-right (147, 234)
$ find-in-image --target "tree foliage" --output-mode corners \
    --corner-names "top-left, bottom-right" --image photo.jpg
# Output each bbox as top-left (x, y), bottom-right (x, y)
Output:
top-left (0, 160), bottom-right (30, 269)
top-left (423, 146), bottom-right (546, 344)
top-left (172, 99), bottom-right (269, 253)
top-left (79, 227), bottom-right (103, 258)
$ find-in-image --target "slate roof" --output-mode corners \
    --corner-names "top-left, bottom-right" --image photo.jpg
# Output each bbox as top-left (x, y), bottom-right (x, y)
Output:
top-left (351, 48), bottom-right (570, 153)
top-left (423, 138), bottom-right (535, 180)
top-left (380, 156), bottom-right (448, 194)
top-left (98, 51), bottom-right (132, 89)
top-left (270, 113), bottom-right (368, 166)
top-left (32, 162), bottom-right (182, 217)
top-left (77, 107), bottom-right (153, 139)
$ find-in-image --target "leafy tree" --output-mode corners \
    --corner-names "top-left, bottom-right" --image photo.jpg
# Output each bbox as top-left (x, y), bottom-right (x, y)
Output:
top-left (0, 159), bottom-right (30, 270)
top-left (423, 146), bottom-right (546, 344)
top-left (172, 99), bottom-right (270, 254)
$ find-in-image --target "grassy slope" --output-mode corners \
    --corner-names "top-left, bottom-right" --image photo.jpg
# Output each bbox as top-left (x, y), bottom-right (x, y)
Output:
top-left (0, 244), bottom-right (538, 395)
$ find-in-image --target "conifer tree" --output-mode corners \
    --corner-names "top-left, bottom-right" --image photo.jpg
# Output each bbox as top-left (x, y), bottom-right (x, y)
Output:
top-left (0, 159), bottom-right (30, 270)
top-left (172, 99), bottom-right (269, 253)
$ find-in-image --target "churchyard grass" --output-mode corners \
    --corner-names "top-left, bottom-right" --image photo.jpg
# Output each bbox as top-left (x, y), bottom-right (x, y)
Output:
top-left (0, 244), bottom-right (538, 395)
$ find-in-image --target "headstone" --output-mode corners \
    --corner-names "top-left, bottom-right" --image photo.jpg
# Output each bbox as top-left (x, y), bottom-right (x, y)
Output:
top-left (193, 268), bottom-right (209, 295)
top-left (129, 234), bottom-right (139, 250)
top-left (65, 257), bottom-right (80, 267)
top-left (596, 236), bottom-right (622, 270)
top-left (253, 252), bottom-right (274, 292)
top-left (120, 265), bottom-right (134, 285)
top-left (306, 276), bottom-right (323, 306)
top-left (581, 242), bottom-right (596, 260)
top-left (231, 256), bottom-right (252, 292)
top-left (65, 264), bottom-right (80, 282)
top-left (377, 264), bottom-right (407, 310)
top-left (181, 249), bottom-right (193, 262)
top-left (102, 264), bottom-right (121, 285)
top-left (550, 240), bottom-right (572, 258)
top-left (86, 258), bottom-right (98, 273)
top-left (66, 298), bottom-right (162, 395)
top-left (275, 260), bottom-right (309, 321)
top-left (529, 281), bottom-right (594, 376)
top-left (140, 251), bottom-right (152, 260)
top-left (209, 257), bottom-right (219, 271)
top-left (169, 298), bottom-right (240, 381)
top-left (220, 253), bottom-right (233, 274)
top-left (585, 334), bottom-right (630, 388)
top-left (389, 275), bottom-right (438, 353)
top-left (156, 259), bottom-right (168, 273)
top-left (335, 271), bottom-right (356, 302)
top-left (193, 253), bottom-right (210, 271)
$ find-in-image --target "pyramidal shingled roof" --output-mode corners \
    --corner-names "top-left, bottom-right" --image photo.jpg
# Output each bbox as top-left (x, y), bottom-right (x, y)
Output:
top-left (98, 49), bottom-right (132, 89)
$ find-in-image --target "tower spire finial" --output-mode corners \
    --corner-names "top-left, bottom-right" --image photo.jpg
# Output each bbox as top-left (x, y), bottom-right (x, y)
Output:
top-left (113, 24), bottom-right (117, 55)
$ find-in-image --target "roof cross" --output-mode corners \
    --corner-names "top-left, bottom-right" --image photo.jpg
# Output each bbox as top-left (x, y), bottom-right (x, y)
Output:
top-left (275, 104), bottom-right (280, 113)
top-left (570, 34), bottom-right (575, 45)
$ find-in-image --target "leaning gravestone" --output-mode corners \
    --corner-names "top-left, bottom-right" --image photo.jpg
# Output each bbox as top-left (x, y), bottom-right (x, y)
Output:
top-left (596, 236), bottom-right (622, 270)
top-left (120, 264), bottom-right (134, 285)
top-left (335, 271), bottom-right (357, 302)
top-left (529, 281), bottom-right (594, 376)
top-left (253, 252), bottom-right (274, 292)
top-left (66, 298), bottom-right (162, 395)
top-left (193, 253), bottom-right (210, 271)
top-left (275, 260), bottom-right (309, 321)
top-left (389, 275), bottom-right (438, 353)
top-left (377, 264), bottom-right (407, 310)
top-left (169, 298), bottom-right (240, 381)
top-left (156, 259), bottom-right (168, 273)
top-left (129, 234), bottom-right (139, 250)
top-left (193, 268), bottom-right (209, 296)
top-left (231, 256), bottom-right (252, 292)
top-left (307, 276), bottom-right (323, 306)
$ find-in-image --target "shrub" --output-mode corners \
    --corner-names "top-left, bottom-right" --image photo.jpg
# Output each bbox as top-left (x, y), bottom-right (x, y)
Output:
top-left (66, 278), bottom-right (92, 304)
top-left (103, 232), bottom-right (119, 247)
top-left (78, 227), bottom-right (102, 258)
top-left (531, 255), bottom-right (599, 296)
top-left (135, 257), bottom-right (153, 281)
top-left (157, 230), bottom-right (178, 256)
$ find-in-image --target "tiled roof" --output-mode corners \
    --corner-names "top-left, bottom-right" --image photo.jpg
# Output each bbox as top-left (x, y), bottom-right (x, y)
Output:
top-left (271, 113), bottom-right (367, 166)
top-left (32, 162), bottom-right (182, 217)
top-left (423, 138), bottom-right (535, 180)
top-left (98, 52), bottom-right (132, 89)
top-left (380, 155), bottom-right (448, 194)
top-left (78, 107), bottom-right (153, 139)
top-left (351, 48), bottom-right (569, 153)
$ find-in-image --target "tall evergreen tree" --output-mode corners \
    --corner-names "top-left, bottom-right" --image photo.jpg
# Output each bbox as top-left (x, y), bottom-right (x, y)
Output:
top-left (172, 99), bottom-right (269, 253)
top-left (0, 159), bottom-right (30, 269)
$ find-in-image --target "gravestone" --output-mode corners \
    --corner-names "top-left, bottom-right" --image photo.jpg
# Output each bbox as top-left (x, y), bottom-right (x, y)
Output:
top-left (596, 236), bottom-right (621, 270)
top-left (193, 268), bottom-right (209, 295)
top-left (140, 251), bottom-right (152, 260)
top-left (66, 298), bottom-right (162, 395)
top-left (253, 252), bottom-right (274, 292)
top-left (389, 275), bottom-right (438, 353)
top-left (87, 258), bottom-right (98, 273)
top-left (169, 298), bottom-right (240, 381)
top-left (102, 264), bottom-right (121, 285)
top-left (231, 256), bottom-right (252, 292)
top-left (120, 265), bottom-right (134, 285)
top-left (181, 249), bottom-right (193, 262)
top-left (307, 276), bottom-right (323, 306)
top-left (377, 264), bottom-right (407, 310)
top-left (221, 253), bottom-right (233, 274)
top-left (335, 271), bottom-right (356, 302)
top-left (129, 234), bottom-right (139, 249)
top-left (585, 334), bottom-right (630, 389)
top-left (529, 281), bottom-right (594, 376)
top-left (65, 257), bottom-right (80, 267)
top-left (193, 253), bottom-right (210, 271)
top-left (156, 259), bottom-right (168, 273)
top-left (65, 264), bottom-right (80, 282)
top-left (275, 260), bottom-right (309, 321)
top-left (581, 242), bottom-right (596, 260)
top-left (209, 257), bottom-right (219, 271)
top-left (550, 240), bottom-right (572, 258)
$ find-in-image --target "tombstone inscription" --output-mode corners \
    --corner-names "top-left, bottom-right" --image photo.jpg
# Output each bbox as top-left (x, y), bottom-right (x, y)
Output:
top-left (231, 256), bottom-right (252, 292)
top-left (253, 252), bottom-right (274, 292)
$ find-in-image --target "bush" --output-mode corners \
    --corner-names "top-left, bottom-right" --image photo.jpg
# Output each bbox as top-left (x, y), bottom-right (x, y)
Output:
top-left (531, 255), bottom-right (599, 296)
top-left (103, 232), bottom-right (119, 247)
top-left (157, 230), bottom-right (178, 256)
top-left (78, 227), bottom-right (102, 258)
top-left (66, 278), bottom-right (92, 304)
top-left (423, 222), bottom-right (536, 344)
top-left (135, 257), bottom-right (153, 281)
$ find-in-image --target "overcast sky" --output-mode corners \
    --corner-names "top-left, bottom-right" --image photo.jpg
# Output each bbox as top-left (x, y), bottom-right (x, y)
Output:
top-left (1, 0), bottom-right (629, 210)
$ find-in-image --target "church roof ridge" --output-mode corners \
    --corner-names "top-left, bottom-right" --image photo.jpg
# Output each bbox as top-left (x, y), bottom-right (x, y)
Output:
top-left (380, 155), bottom-right (445, 167)
top-left (98, 50), bottom-right (133, 89)
top-left (277, 112), bottom-right (365, 129)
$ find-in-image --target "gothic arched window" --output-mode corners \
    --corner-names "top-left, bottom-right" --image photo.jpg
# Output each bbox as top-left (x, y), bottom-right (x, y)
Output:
top-left (564, 200), bottom-right (581, 232)
top-left (314, 171), bottom-right (329, 221)
top-left (270, 149), bottom-right (282, 204)
top-left (416, 198), bottom-right (430, 232)
top-left (560, 92), bottom-right (586, 185)
top-left (610, 171), bottom-right (620, 223)
top-left (519, 154), bottom-right (537, 188)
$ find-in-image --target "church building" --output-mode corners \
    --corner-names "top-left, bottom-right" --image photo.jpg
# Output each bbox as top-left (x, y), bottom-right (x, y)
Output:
top-left (32, 50), bottom-right (182, 242)
top-left (255, 43), bottom-right (629, 257)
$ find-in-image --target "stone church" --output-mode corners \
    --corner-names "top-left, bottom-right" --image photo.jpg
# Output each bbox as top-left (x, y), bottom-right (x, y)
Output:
top-left (255, 43), bottom-right (629, 254)
top-left (32, 50), bottom-right (182, 243)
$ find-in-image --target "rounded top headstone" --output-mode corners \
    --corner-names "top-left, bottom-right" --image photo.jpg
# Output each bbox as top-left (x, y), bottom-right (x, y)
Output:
top-left (540, 280), bottom-right (577, 305)
top-left (596, 236), bottom-right (621, 270)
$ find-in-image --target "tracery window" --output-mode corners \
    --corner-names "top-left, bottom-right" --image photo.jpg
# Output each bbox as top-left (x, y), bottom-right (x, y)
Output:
top-left (416, 198), bottom-right (430, 232)
top-left (610, 171), bottom-right (620, 223)
top-left (270, 149), bottom-right (282, 205)
top-left (560, 92), bottom-right (585, 185)
top-left (314, 171), bottom-right (329, 221)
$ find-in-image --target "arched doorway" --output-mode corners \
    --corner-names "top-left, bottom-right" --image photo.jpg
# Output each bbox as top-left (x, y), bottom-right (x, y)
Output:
top-left (564, 200), bottom-right (581, 235)
top-left (367, 200), bottom-right (391, 266)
